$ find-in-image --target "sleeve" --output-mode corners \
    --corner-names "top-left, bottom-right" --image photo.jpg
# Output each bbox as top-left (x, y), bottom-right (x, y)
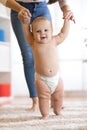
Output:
top-left (0, 0), bottom-right (8, 5)
top-left (58, 0), bottom-right (67, 8)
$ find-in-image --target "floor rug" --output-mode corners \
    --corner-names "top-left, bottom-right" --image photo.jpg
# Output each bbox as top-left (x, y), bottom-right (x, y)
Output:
top-left (0, 97), bottom-right (87, 130)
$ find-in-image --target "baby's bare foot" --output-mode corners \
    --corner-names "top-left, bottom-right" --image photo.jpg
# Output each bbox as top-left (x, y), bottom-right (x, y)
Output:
top-left (41, 115), bottom-right (49, 120)
top-left (62, 106), bottom-right (64, 109)
top-left (54, 110), bottom-right (62, 116)
top-left (56, 112), bottom-right (62, 116)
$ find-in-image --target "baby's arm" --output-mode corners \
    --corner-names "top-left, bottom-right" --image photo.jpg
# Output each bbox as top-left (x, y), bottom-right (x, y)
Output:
top-left (22, 23), bottom-right (33, 46)
top-left (55, 19), bottom-right (70, 45)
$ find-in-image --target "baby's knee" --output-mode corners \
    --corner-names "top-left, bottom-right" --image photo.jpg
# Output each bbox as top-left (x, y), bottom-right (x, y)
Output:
top-left (37, 87), bottom-right (51, 99)
top-left (39, 92), bottom-right (50, 99)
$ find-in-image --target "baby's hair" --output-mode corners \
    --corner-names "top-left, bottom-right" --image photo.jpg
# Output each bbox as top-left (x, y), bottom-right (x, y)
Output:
top-left (32, 16), bottom-right (50, 24)
top-left (31, 16), bottom-right (53, 32)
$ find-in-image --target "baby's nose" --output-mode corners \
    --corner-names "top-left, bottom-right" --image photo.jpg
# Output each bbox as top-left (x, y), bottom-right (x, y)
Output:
top-left (41, 30), bottom-right (45, 34)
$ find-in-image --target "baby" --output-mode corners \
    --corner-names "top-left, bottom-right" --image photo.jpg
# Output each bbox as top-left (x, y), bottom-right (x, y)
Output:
top-left (22, 16), bottom-right (70, 119)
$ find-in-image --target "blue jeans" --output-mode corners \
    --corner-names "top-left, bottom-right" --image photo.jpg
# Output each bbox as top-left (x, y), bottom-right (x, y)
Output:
top-left (10, 1), bottom-right (51, 98)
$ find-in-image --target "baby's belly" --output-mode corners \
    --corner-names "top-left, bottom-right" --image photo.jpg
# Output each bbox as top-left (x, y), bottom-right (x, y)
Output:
top-left (35, 63), bottom-right (59, 77)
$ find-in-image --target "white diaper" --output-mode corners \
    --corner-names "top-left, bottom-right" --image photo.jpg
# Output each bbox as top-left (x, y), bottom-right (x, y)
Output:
top-left (35, 72), bottom-right (60, 93)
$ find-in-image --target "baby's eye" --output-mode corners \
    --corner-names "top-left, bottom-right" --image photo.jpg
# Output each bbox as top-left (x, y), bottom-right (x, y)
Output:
top-left (45, 29), bottom-right (48, 32)
top-left (36, 30), bottom-right (41, 33)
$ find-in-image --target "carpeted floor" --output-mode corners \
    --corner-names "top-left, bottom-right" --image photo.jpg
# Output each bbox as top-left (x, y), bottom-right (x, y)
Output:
top-left (0, 97), bottom-right (87, 130)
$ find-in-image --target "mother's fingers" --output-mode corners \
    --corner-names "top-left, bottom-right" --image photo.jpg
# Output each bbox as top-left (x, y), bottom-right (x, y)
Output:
top-left (18, 9), bottom-right (31, 24)
top-left (70, 16), bottom-right (75, 23)
top-left (63, 10), bottom-right (75, 23)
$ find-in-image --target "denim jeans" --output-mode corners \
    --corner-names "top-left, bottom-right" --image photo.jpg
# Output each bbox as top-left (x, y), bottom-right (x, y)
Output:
top-left (10, 1), bottom-right (51, 98)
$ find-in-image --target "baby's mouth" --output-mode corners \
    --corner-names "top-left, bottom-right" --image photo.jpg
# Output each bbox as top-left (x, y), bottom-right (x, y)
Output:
top-left (41, 36), bottom-right (46, 40)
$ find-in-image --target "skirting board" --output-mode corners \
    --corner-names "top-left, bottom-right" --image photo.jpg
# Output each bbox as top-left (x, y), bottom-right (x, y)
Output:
top-left (64, 90), bottom-right (87, 98)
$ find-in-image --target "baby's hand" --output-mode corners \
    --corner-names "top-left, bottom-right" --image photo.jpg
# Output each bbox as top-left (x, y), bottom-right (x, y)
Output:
top-left (18, 8), bottom-right (31, 24)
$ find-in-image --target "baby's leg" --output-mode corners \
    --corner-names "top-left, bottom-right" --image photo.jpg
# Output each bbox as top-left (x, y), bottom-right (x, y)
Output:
top-left (35, 79), bottom-right (51, 120)
top-left (51, 77), bottom-right (64, 115)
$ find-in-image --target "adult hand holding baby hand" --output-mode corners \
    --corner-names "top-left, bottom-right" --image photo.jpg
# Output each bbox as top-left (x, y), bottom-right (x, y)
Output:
top-left (18, 8), bottom-right (32, 24)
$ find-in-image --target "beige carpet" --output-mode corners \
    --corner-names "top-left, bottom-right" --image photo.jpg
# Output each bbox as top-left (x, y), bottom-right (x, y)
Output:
top-left (0, 97), bottom-right (87, 130)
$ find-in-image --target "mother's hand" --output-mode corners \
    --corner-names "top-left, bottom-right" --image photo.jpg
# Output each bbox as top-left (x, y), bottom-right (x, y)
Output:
top-left (63, 10), bottom-right (75, 23)
top-left (18, 8), bottom-right (31, 24)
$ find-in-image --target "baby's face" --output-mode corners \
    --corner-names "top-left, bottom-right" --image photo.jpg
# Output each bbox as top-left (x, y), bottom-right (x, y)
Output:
top-left (32, 18), bottom-right (53, 43)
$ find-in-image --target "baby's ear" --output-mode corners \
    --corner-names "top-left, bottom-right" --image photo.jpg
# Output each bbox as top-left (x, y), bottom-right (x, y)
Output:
top-left (30, 24), bottom-right (32, 32)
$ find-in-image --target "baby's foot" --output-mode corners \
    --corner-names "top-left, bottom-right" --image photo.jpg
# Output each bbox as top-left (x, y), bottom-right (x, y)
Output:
top-left (62, 106), bottom-right (64, 109)
top-left (56, 112), bottom-right (62, 116)
top-left (41, 115), bottom-right (49, 120)
top-left (54, 110), bottom-right (62, 116)
top-left (51, 104), bottom-right (64, 109)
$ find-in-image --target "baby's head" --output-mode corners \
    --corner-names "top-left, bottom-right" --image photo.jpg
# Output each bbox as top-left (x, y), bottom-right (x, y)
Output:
top-left (30, 17), bottom-right (53, 43)
top-left (31, 16), bottom-right (53, 33)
